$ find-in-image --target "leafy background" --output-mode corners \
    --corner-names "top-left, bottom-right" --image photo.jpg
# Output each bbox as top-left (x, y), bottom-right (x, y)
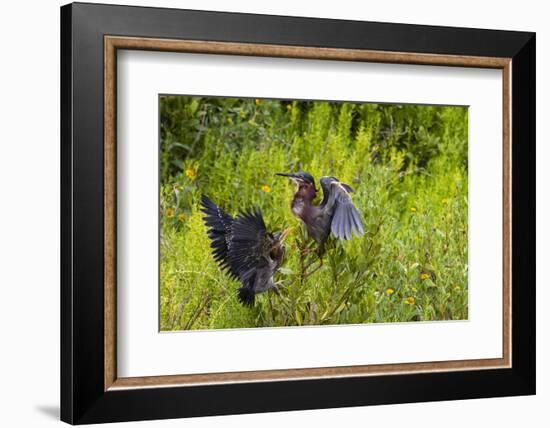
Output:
top-left (159, 96), bottom-right (468, 330)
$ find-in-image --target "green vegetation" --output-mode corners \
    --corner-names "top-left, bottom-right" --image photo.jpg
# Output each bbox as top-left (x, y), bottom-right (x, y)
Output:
top-left (159, 96), bottom-right (468, 330)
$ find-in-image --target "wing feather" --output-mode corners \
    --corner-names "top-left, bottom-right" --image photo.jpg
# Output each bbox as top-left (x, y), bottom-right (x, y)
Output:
top-left (350, 205), bottom-right (365, 236)
top-left (331, 204), bottom-right (342, 239)
top-left (344, 208), bottom-right (352, 240)
top-left (319, 177), bottom-right (364, 241)
top-left (228, 208), bottom-right (270, 284)
top-left (201, 196), bottom-right (235, 276)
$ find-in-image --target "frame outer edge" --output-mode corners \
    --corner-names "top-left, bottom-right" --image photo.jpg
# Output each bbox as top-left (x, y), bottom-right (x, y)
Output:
top-left (63, 3), bottom-right (536, 423)
top-left (60, 3), bottom-right (75, 424)
top-left (510, 33), bottom-right (536, 392)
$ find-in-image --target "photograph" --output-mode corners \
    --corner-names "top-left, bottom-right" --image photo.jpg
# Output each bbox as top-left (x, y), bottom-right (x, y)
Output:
top-left (159, 95), bottom-right (469, 331)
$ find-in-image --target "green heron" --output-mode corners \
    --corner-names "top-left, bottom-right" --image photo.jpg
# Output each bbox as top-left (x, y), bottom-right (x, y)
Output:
top-left (201, 196), bottom-right (289, 306)
top-left (276, 171), bottom-right (364, 244)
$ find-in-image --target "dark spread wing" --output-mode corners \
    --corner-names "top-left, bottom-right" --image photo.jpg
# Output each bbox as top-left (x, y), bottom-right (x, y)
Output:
top-left (228, 208), bottom-right (270, 285)
top-left (320, 176), bottom-right (364, 240)
top-left (201, 196), bottom-right (236, 277)
top-left (201, 198), bottom-right (273, 307)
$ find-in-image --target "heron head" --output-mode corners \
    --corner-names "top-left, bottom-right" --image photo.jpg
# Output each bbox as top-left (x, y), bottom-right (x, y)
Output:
top-left (270, 228), bottom-right (291, 259)
top-left (276, 171), bottom-right (317, 193)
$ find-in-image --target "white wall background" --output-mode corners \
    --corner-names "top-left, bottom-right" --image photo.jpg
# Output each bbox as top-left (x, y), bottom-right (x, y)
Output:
top-left (0, 0), bottom-right (546, 427)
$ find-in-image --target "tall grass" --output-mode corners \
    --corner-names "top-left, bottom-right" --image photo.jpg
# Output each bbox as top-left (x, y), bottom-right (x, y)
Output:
top-left (159, 96), bottom-right (468, 330)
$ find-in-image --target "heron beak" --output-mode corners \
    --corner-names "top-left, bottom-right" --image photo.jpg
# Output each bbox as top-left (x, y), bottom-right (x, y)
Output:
top-left (279, 228), bottom-right (291, 242)
top-left (276, 173), bottom-right (302, 188)
top-left (276, 172), bottom-right (297, 178)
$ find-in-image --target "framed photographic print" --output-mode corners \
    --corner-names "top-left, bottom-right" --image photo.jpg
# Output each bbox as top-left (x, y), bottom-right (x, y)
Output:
top-left (60, 2), bottom-right (535, 424)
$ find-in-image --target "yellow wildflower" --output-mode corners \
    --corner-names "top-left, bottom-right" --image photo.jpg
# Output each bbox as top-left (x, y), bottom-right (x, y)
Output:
top-left (405, 296), bottom-right (415, 305)
top-left (420, 272), bottom-right (430, 280)
top-left (386, 288), bottom-right (395, 296)
top-left (165, 208), bottom-right (175, 218)
top-left (410, 207), bottom-right (417, 213)
top-left (185, 168), bottom-right (196, 179)
top-left (178, 213), bottom-right (187, 222)
top-left (255, 98), bottom-right (262, 105)
top-left (454, 285), bottom-right (461, 292)
top-left (261, 184), bottom-right (271, 193)
top-left (412, 287), bottom-right (417, 293)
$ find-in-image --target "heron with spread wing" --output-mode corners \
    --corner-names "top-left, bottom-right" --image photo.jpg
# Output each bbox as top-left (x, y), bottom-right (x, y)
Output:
top-left (276, 171), bottom-right (364, 244)
top-left (201, 196), bottom-right (289, 306)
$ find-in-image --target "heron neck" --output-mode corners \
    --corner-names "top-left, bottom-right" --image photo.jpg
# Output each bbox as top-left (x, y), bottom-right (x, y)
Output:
top-left (292, 192), bottom-right (317, 220)
top-left (298, 186), bottom-right (316, 202)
